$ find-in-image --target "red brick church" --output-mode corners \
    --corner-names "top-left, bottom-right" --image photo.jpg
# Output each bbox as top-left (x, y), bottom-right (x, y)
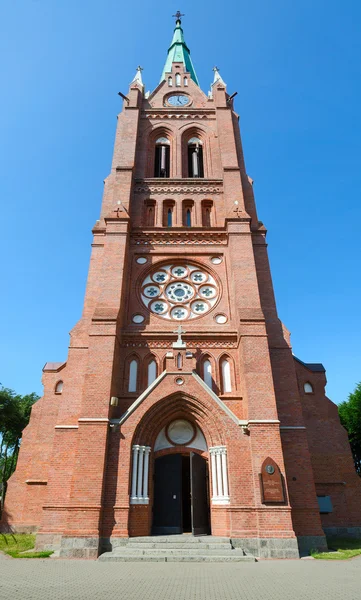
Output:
top-left (3, 14), bottom-right (361, 559)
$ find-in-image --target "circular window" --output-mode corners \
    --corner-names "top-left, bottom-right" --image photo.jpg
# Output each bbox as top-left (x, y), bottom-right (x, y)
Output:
top-left (140, 263), bottom-right (220, 321)
top-left (136, 257), bottom-right (147, 264)
top-left (215, 314), bottom-right (228, 324)
top-left (175, 377), bottom-right (184, 386)
top-left (211, 256), bottom-right (222, 265)
top-left (167, 420), bottom-right (195, 445)
top-left (132, 314), bottom-right (145, 324)
top-left (166, 282), bottom-right (194, 303)
top-left (143, 285), bottom-right (161, 299)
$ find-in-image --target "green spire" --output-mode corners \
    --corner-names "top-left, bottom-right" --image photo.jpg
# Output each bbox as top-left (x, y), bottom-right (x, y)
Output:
top-left (160, 16), bottom-right (199, 85)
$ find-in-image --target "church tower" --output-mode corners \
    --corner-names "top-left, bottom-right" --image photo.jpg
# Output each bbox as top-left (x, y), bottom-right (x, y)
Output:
top-left (3, 14), bottom-right (361, 559)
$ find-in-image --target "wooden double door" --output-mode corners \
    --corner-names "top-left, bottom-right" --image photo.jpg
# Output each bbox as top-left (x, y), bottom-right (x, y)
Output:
top-left (152, 453), bottom-right (211, 535)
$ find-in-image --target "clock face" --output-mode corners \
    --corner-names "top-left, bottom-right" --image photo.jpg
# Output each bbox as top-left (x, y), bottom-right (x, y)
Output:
top-left (167, 95), bottom-right (190, 107)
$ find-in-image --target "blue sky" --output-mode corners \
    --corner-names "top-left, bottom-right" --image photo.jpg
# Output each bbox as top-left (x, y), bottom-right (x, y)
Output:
top-left (1, 0), bottom-right (360, 404)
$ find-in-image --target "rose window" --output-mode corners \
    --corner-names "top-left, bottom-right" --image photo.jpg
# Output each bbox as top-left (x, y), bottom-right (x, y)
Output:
top-left (140, 264), bottom-right (219, 320)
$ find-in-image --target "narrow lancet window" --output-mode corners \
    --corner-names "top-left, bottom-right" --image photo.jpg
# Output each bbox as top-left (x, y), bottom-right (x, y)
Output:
top-left (188, 137), bottom-right (204, 178)
top-left (221, 359), bottom-right (232, 393)
top-left (148, 360), bottom-right (157, 387)
top-left (128, 360), bottom-right (138, 392)
top-left (175, 73), bottom-right (181, 86)
top-left (203, 359), bottom-right (212, 390)
top-left (184, 77), bottom-right (188, 86)
top-left (186, 209), bottom-right (191, 227)
top-left (167, 208), bottom-right (173, 227)
top-left (154, 137), bottom-right (170, 178)
top-left (168, 77), bottom-right (173, 87)
top-left (205, 208), bottom-right (211, 227)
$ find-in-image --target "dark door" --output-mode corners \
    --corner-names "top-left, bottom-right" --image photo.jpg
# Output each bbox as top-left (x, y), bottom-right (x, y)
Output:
top-left (152, 454), bottom-right (182, 534)
top-left (190, 452), bottom-right (211, 535)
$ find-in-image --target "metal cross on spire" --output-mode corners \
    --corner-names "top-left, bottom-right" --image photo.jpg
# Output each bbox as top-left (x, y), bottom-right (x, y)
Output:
top-left (172, 10), bottom-right (185, 22)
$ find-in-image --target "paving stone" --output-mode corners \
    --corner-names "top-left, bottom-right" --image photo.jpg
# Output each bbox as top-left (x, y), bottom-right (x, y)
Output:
top-left (0, 556), bottom-right (361, 600)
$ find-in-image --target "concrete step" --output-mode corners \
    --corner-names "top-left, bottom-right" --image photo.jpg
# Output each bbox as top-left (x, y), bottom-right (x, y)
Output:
top-left (111, 547), bottom-right (245, 556)
top-left (98, 552), bottom-right (256, 563)
top-left (128, 536), bottom-right (231, 544)
top-left (126, 542), bottom-right (232, 550)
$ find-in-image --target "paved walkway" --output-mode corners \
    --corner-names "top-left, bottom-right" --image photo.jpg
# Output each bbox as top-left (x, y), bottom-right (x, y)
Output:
top-left (0, 554), bottom-right (360, 599)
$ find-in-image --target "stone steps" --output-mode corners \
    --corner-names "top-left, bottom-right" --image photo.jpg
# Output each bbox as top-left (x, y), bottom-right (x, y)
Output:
top-left (126, 542), bottom-right (231, 550)
top-left (99, 553), bottom-right (255, 562)
top-left (98, 535), bottom-right (257, 563)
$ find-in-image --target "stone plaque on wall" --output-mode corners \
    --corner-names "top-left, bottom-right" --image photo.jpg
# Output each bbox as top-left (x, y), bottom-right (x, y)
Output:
top-left (260, 457), bottom-right (285, 503)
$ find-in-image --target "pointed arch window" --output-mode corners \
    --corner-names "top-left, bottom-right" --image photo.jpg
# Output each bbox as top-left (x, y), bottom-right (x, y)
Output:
top-left (184, 77), bottom-right (188, 87)
top-left (154, 137), bottom-right (170, 178)
top-left (203, 359), bottom-right (213, 390)
top-left (220, 358), bottom-right (232, 393)
top-left (128, 359), bottom-right (138, 392)
top-left (147, 360), bottom-right (157, 387)
top-left (186, 209), bottom-right (191, 227)
top-left (188, 137), bottom-right (204, 178)
top-left (168, 77), bottom-right (173, 87)
top-left (175, 73), bottom-right (181, 87)
top-left (304, 382), bottom-right (313, 394)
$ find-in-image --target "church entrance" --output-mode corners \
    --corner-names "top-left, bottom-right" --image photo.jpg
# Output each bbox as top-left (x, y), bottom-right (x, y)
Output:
top-left (152, 453), bottom-right (210, 535)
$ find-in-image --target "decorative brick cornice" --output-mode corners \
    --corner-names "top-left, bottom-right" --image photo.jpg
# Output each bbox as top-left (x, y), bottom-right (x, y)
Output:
top-left (134, 178), bottom-right (223, 195)
top-left (142, 109), bottom-right (215, 121)
top-left (131, 231), bottom-right (227, 246)
top-left (120, 338), bottom-right (237, 349)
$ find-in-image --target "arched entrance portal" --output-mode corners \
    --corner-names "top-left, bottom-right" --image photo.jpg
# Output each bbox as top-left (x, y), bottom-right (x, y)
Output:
top-left (152, 452), bottom-right (210, 535)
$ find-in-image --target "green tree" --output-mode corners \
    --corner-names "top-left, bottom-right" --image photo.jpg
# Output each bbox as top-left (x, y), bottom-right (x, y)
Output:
top-left (0, 386), bottom-right (39, 514)
top-left (338, 382), bottom-right (361, 477)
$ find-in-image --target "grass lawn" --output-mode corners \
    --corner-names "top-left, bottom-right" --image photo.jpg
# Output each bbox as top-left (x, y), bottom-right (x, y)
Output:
top-left (0, 533), bottom-right (53, 558)
top-left (311, 537), bottom-right (361, 560)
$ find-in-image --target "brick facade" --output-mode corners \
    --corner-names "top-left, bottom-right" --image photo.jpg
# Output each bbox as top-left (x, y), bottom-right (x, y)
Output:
top-left (2, 23), bottom-right (361, 558)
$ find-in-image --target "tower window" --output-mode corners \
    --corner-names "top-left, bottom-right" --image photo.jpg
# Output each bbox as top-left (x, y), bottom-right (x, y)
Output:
top-left (55, 380), bottom-right (63, 394)
top-left (184, 77), bottom-right (188, 87)
top-left (202, 200), bottom-right (213, 227)
top-left (168, 77), bottom-right (173, 87)
top-left (188, 137), bottom-right (204, 178)
top-left (304, 382), bottom-right (313, 394)
top-left (221, 358), bottom-right (232, 393)
top-left (128, 359), bottom-right (138, 392)
top-left (182, 200), bottom-right (194, 226)
top-left (145, 200), bottom-right (156, 227)
top-left (163, 201), bottom-right (175, 226)
top-left (154, 137), bottom-right (170, 178)
top-left (175, 73), bottom-right (181, 87)
top-left (148, 360), bottom-right (157, 387)
top-left (205, 208), bottom-right (211, 227)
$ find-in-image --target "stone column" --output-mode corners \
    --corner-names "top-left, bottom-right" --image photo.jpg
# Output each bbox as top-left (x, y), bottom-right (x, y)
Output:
top-left (137, 446), bottom-right (144, 499)
top-left (143, 447), bottom-right (151, 501)
top-left (210, 451), bottom-right (217, 498)
top-left (221, 449), bottom-right (229, 498)
top-left (131, 445), bottom-right (139, 501)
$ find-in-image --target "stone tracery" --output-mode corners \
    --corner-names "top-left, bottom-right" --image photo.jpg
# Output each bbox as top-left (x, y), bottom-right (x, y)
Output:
top-left (140, 263), bottom-right (219, 320)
